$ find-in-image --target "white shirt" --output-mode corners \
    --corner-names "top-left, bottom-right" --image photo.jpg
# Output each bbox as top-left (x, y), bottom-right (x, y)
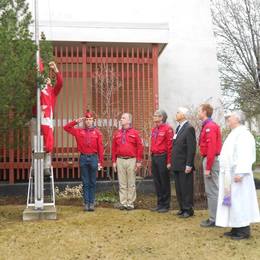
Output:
top-left (176, 120), bottom-right (188, 135)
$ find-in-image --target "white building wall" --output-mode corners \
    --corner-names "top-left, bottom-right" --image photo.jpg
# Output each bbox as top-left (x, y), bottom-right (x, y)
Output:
top-left (159, 0), bottom-right (221, 120)
top-left (28, 0), bottom-right (221, 123)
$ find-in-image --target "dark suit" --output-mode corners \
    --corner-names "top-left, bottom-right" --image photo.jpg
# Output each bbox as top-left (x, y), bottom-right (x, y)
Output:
top-left (172, 121), bottom-right (196, 213)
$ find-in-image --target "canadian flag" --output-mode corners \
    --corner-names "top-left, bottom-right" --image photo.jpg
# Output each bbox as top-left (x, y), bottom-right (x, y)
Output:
top-left (38, 59), bottom-right (63, 153)
top-left (40, 88), bottom-right (54, 153)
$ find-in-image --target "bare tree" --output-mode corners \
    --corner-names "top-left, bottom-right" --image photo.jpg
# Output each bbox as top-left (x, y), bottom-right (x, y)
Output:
top-left (94, 63), bottom-right (121, 182)
top-left (211, 0), bottom-right (260, 117)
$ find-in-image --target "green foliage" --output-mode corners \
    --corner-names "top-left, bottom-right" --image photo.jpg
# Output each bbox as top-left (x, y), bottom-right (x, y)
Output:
top-left (255, 135), bottom-right (260, 165)
top-left (96, 192), bottom-right (118, 203)
top-left (0, 0), bottom-right (53, 148)
top-left (0, 0), bottom-right (36, 134)
top-left (55, 185), bottom-right (118, 203)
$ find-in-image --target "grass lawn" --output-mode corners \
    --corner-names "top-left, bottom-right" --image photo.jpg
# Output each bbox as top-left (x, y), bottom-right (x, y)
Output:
top-left (0, 205), bottom-right (260, 260)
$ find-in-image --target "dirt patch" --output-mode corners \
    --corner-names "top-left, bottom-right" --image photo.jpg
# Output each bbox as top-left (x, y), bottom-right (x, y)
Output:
top-left (0, 205), bottom-right (260, 260)
top-left (0, 192), bottom-right (207, 210)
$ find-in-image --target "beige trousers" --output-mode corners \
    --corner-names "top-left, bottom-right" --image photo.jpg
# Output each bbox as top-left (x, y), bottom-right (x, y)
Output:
top-left (117, 157), bottom-right (137, 208)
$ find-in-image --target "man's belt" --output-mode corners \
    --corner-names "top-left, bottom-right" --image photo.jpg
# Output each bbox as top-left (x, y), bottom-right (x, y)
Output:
top-left (80, 153), bottom-right (97, 156)
top-left (151, 153), bottom-right (167, 157)
top-left (118, 156), bottom-right (135, 160)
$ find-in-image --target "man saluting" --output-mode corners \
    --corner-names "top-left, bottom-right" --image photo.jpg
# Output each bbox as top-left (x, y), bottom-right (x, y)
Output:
top-left (64, 111), bottom-right (104, 212)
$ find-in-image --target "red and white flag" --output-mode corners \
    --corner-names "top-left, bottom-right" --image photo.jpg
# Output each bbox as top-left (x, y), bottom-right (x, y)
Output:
top-left (38, 59), bottom-right (63, 153)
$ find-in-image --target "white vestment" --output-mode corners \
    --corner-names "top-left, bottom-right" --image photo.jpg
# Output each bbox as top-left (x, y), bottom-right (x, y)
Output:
top-left (216, 125), bottom-right (260, 227)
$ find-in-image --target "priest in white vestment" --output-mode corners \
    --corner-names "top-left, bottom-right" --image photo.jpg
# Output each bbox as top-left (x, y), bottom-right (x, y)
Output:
top-left (216, 111), bottom-right (260, 240)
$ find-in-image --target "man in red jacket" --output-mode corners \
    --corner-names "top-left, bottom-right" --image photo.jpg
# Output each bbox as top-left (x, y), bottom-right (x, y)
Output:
top-left (150, 109), bottom-right (173, 213)
top-left (64, 111), bottom-right (104, 212)
top-left (31, 61), bottom-right (63, 174)
top-left (198, 103), bottom-right (222, 227)
top-left (112, 113), bottom-right (144, 210)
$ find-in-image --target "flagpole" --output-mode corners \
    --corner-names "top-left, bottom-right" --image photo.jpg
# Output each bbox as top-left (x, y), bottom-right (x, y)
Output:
top-left (35, 0), bottom-right (40, 143)
top-left (23, 0), bottom-right (57, 220)
top-left (34, 0), bottom-right (44, 209)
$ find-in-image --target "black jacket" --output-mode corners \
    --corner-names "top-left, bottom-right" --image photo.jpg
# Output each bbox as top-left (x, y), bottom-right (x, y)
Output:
top-left (171, 122), bottom-right (196, 172)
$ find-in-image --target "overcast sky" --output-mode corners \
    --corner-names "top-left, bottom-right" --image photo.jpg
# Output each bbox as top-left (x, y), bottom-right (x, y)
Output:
top-left (28, 0), bottom-right (174, 23)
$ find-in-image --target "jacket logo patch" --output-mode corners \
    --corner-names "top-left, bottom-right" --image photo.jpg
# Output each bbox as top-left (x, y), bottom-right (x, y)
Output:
top-left (206, 128), bottom-right (210, 133)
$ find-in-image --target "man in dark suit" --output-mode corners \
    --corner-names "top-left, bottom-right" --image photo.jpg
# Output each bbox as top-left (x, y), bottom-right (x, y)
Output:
top-left (172, 107), bottom-right (196, 218)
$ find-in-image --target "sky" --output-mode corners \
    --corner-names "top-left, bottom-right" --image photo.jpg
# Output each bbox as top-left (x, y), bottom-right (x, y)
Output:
top-left (28, 0), bottom-right (174, 24)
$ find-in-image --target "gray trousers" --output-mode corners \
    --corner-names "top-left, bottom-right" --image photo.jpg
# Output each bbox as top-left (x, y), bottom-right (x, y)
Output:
top-left (203, 157), bottom-right (219, 222)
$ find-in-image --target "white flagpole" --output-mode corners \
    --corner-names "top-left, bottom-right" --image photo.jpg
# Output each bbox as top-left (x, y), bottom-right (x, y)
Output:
top-left (34, 0), bottom-right (44, 209)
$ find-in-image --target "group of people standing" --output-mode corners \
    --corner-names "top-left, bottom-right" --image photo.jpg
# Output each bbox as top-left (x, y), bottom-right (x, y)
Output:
top-left (63, 103), bottom-right (260, 240)
top-left (37, 62), bottom-right (260, 241)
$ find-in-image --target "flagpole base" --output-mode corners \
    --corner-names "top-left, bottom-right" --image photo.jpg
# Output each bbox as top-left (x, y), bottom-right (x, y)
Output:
top-left (23, 206), bottom-right (57, 221)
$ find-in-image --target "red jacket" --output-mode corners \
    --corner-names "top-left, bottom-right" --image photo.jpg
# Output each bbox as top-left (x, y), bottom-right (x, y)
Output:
top-left (64, 121), bottom-right (104, 165)
top-left (112, 128), bottom-right (143, 163)
top-left (199, 119), bottom-right (222, 171)
top-left (151, 123), bottom-right (174, 164)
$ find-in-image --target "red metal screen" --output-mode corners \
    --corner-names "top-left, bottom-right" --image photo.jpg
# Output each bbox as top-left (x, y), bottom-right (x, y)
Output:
top-left (0, 43), bottom-right (159, 184)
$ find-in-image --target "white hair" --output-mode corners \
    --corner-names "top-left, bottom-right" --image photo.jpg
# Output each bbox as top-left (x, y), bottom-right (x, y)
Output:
top-left (122, 113), bottom-right (132, 124)
top-left (226, 110), bottom-right (246, 124)
top-left (177, 107), bottom-right (189, 117)
top-left (154, 109), bottom-right (168, 123)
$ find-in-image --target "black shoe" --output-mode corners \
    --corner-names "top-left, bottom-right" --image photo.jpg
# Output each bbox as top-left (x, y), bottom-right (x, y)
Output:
top-left (224, 231), bottom-right (234, 237)
top-left (231, 233), bottom-right (250, 240)
top-left (200, 219), bottom-right (216, 227)
top-left (188, 209), bottom-right (194, 216)
top-left (176, 210), bottom-right (184, 216)
top-left (179, 211), bottom-right (193, 218)
top-left (158, 208), bottom-right (169, 213)
top-left (150, 206), bottom-right (161, 212)
top-left (126, 206), bottom-right (134, 211)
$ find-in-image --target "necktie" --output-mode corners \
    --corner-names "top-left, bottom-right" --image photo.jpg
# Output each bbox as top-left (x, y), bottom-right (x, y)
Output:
top-left (176, 125), bottom-right (180, 134)
top-left (121, 129), bottom-right (127, 144)
top-left (153, 127), bottom-right (159, 139)
top-left (85, 127), bottom-right (94, 146)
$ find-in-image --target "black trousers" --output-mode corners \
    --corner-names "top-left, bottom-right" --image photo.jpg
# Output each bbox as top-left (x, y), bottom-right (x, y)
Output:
top-left (174, 170), bottom-right (194, 211)
top-left (151, 154), bottom-right (171, 209)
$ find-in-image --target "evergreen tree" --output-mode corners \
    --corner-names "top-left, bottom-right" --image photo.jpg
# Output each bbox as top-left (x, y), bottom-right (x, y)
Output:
top-left (0, 0), bottom-right (36, 134)
top-left (0, 0), bottom-right (53, 146)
